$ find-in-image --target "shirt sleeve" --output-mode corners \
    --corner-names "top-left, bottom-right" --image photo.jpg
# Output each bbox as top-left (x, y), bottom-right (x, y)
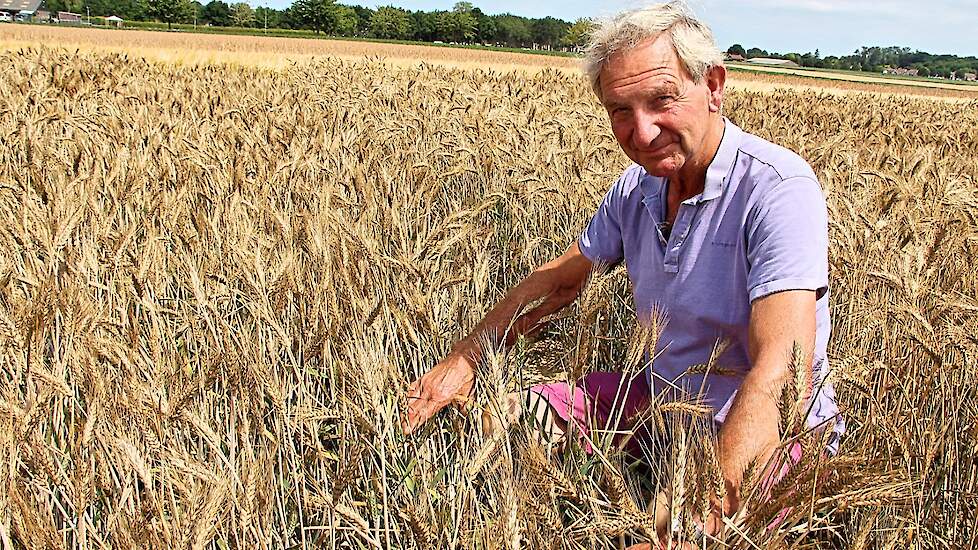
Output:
top-left (578, 173), bottom-right (628, 268)
top-left (746, 176), bottom-right (829, 303)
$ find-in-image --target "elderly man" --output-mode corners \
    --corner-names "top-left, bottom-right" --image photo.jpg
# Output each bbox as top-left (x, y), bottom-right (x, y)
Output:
top-left (403, 1), bottom-right (843, 544)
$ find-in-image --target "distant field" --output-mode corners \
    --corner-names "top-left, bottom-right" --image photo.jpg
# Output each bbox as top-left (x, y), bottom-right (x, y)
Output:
top-left (728, 61), bottom-right (978, 91)
top-left (1, 24), bottom-right (578, 72)
top-left (3, 24), bottom-right (978, 101)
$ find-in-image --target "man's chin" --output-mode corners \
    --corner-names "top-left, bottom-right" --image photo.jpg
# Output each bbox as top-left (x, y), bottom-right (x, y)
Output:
top-left (641, 162), bottom-right (682, 179)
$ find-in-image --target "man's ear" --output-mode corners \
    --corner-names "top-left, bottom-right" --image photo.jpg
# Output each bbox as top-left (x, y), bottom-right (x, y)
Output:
top-left (706, 64), bottom-right (727, 113)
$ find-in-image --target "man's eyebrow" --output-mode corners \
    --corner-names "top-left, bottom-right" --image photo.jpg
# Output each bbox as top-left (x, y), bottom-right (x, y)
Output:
top-left (604, 83), bottom-right (682, 108)
top-left (644, 83), bottom-right (681, 97)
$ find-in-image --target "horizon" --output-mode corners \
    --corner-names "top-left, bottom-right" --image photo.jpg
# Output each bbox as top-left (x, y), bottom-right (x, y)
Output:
top-left (247, 0), bottom-right (976, 58)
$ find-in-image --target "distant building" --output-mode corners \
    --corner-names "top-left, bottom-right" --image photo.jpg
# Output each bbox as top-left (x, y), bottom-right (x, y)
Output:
top-left (34, 8), bottom-right (48, 20)
top-left (882, 66), bottom-right (919, 77)
top-left (965, 73), bottom-right (977, 82)
top-left (105, 14), bottom-right (123, 27)
top-left (725, 53), bottom-right (746, 62)
top-left (746, 57), bottom-right (800, 68)
top-left (0, 0), bottom-right (41, 17)
top-left (55, 10), bottom-right (81, 23)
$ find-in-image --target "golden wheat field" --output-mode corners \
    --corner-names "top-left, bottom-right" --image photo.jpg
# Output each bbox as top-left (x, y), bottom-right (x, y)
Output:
top-left (1, 39), bottom-right (977, 550)
top-left (4, 25), bottom-right (978, 101)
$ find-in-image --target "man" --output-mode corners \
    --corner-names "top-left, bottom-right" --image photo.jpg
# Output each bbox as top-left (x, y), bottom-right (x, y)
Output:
top-left (403, 1), bottom-right (843, 544)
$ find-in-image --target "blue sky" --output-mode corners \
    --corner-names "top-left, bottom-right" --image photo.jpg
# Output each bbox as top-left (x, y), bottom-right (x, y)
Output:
top-left (258, 0), bottom-right (977, 57)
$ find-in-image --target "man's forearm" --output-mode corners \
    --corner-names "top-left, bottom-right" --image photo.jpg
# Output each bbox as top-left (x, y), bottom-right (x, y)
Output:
top-left (715, 290), bottom-right (817, 515)
top-left (716, 361), bottom-right (786, 514)
top-left (450, 270), bottom-right (576, 361)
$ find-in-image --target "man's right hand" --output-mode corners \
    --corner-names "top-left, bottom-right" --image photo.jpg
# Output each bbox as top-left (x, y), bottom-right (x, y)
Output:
top-left (402, 352), bottom-right (476, 435)
top-left (400, 243), bottom-right (592, 435)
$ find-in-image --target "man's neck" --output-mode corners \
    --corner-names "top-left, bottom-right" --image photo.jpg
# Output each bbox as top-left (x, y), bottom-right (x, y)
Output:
top-left (668, 117), bottom-right (726, 202)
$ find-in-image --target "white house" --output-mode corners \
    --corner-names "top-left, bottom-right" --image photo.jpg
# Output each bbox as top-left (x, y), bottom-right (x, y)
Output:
top-left (746, 57), bottom-right (800, 68)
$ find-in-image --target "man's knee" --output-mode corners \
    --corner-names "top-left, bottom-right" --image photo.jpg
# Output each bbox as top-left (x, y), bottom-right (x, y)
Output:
top-left (523, 389), bottom-right (568, 444)
top-left (480, 389), bottom-right (568, 445)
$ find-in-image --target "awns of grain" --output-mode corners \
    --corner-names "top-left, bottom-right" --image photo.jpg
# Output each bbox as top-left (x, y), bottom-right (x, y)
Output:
top-left (0, 46), bottom-right (976, 549)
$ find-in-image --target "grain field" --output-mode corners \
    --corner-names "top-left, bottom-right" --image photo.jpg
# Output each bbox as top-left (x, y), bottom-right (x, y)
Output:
top-left (0, 45), bottom-right (976, 549)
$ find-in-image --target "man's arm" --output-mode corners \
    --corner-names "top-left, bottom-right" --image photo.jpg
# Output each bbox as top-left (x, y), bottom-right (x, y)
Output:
top-left (647, 291), bottom-right (816, 548)
top-left (401, 242), bottom-right (594, 434)
top-left (716, 289), bottom-right (816, 515)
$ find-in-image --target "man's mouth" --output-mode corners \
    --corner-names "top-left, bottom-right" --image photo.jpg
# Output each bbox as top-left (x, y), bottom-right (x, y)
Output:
top-left (637, 140), bottom-right (673, 156)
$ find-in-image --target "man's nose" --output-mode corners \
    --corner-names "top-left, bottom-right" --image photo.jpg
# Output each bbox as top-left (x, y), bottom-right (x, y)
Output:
top-left (632, 110), bottom-right (662, 147)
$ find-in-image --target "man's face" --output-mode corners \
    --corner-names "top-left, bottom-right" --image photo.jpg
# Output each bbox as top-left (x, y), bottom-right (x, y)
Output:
top-left (598, 35), bottom-right (724, 179)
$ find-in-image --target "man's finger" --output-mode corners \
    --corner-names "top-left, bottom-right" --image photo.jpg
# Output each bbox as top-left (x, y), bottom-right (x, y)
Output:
top-left (404, 398), bottom-right (439, 435)
top-left (401, 380), bottom-right (425, 433)
top-left (403, 388), bottom-right (448, 435)
top-left (450, 392), bottom-right (473, 414)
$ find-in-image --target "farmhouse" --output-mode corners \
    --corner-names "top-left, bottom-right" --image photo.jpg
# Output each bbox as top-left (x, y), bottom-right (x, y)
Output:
top-left (883, 66), bottom-right (919, 76)
top-left (965, 73), bottom-right (977, 82)
top-left (0, 0), bottom-right (41, 19)
top-left (725, 53), bottom-right (746, 62)
top-left (56, 10), bottom-right (81, 23)
top-left (746, 57), bottom-right (800, 68)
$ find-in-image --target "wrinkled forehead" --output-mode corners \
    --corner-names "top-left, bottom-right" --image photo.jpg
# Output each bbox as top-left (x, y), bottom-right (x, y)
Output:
top-left (598, 34), bottom-right (692, 80)
top-left (597, 36), bottom-right (692, 96)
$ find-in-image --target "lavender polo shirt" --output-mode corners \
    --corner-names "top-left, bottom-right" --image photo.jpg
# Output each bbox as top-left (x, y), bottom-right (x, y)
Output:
top-left (579, 118), bottom-right (843, 452)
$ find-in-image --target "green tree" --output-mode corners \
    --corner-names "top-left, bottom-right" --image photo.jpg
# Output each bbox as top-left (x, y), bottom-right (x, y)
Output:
top-left (434, 10), bottom-right (453, 40)
top-left (80, 0), bottom-right (111, 17)
top-left (229, 1), bottom-right (254, 26)
top-left (494, 14), bottom-right (531, 47)
top-left (532, 16), bottom-right (568, 49)
top-left (370, 6), bottom-right (411, 39)
top-left (445, 9), bottom-right (476, 42)
top-left (332, 4), bottom-right (356, 35)
top-left (410, 10), bottom-right (439, 41)
top-left (472, 7), bottom-right (494, 43)
top-left (201, 0), bottom-right (231, 27)
top-left (254, 7), bottom-right (283, 29)
top-left (42, 0), bottom-right (64, 13)
top-left (351, 5), bottom-right (373, 36)
top-left (726, 44), bottom-right (746, 58)
top-left (292, 0), bottom-right (336, 34)
top-left (561, 17), bottom-right (592, 49)
top-left (745, 47), bottom-right (768, 58)
top-left (147, 0), bottom-right (193, 29)
top-left (117, 0), bottom-right (148, 19)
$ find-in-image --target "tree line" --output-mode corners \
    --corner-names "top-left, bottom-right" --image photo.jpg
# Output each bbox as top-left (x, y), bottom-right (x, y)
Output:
top-left (39, 0), bottom-right (593, 50)
top-left (727, 44), bottom-right (978, 80)
top-left (34, 0), bottom-right (976, 76)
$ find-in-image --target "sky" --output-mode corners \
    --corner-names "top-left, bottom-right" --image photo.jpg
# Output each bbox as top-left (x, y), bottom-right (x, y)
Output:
top-left (260, 0), bottom-right (977, 58)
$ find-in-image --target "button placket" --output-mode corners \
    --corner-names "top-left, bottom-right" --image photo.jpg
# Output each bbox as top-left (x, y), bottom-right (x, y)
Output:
top-left (663, 205), bottom-right (694, 272)
top-left (642, 193), bottom-right (670, 249)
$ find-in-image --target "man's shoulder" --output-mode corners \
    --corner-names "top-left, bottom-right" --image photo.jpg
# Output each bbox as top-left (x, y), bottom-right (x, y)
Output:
top-left (618, 163), bottom-right (648, 187)
top-left (608, 163), bottom-right (652, 198)
top-left (735, 130), bottom-right (818, 184)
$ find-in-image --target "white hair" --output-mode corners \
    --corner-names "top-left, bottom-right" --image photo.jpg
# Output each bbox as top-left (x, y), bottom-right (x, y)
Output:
top-left (583, 1), bottom-right (724, 96)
